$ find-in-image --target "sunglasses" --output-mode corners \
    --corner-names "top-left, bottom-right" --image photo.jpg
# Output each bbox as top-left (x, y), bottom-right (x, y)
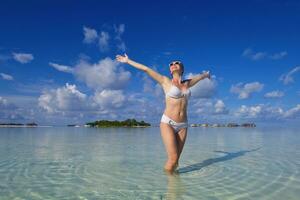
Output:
top-left (169, 61), bottom-right (181, 67)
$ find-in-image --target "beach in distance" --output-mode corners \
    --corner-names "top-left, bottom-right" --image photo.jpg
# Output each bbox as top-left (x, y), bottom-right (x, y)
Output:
top-left (0, 119), bottom-right (256, 128)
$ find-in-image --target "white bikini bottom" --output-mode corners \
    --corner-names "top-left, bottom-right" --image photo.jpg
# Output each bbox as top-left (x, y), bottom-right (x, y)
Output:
top-left (161, 114), bottom-right (188, 133)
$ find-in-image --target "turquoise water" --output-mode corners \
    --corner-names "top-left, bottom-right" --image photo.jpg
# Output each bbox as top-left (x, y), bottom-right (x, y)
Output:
top-left (0, 126), bottom-right (299, 199)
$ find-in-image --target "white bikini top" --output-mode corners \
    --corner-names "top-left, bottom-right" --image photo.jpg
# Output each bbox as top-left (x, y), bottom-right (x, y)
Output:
top-left (166, 84), bottom-right (191, 99)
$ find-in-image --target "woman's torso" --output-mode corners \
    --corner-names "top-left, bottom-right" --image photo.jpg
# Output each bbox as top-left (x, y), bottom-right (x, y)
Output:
top-left (162, 79), bottom-right (191, 122)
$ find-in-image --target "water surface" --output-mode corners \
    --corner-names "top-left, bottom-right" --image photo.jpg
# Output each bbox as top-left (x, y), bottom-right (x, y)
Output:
top-left (0, 126), bottom-right (299, 199)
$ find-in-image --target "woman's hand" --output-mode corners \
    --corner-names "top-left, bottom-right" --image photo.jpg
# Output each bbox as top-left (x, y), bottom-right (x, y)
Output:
top-left (188, 70), bottom-right (211, 88)
top-left (203, 71), bottom-right (211, 79)
top-left (116, 53), bottom-right (129, 63)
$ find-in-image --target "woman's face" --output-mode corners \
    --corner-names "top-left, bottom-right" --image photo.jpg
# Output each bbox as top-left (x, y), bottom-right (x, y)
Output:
top-left (169, 62), bottom-right (183, 75)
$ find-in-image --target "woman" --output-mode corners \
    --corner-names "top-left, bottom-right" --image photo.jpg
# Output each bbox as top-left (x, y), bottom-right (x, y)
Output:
top-left (116, 53), bottom-right (210, 173)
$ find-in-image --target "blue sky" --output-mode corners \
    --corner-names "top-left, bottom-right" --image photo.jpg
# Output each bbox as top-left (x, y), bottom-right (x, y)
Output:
top-left (0, 0), bottom-right (299, 126)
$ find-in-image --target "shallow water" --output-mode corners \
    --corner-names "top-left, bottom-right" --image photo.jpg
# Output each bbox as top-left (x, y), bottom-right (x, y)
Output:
top-left (0, 126), bottom-right (299, 199)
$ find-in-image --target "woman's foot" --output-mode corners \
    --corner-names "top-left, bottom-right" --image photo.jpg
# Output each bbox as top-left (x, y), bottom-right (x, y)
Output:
top-left (164, 162), bottom-right (179, 174)
top-left (174, 162), bottom-right (179, 169)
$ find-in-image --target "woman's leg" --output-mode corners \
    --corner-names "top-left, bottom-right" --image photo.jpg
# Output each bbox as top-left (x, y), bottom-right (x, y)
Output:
top-left (175, 128), bottom-right (188, 167)
top-left (160, 122), bottom-right (179, 173)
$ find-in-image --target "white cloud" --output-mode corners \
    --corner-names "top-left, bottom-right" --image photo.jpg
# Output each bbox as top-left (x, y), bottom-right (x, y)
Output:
top-left (83, 26), bottom-right (98, 43)
top-left (235, 104), bottom-right (300, 120)
top-left (38, 93), bottom-right (54, 113)
top-left (37, 83), bottom-right (128, 120)
top-left (279, 66), bottom-right (300, 85)
top-left (74, 57), bottom-right (131, 90)
top-left (49, 62), bottom-right (74, 73)
top-left (214, 100), bottom-right (229, 114)
top-left (264, 90), bottom-right (284, 98)
top-left (189, 99), bottom-right (229, 116)
top-left (0, 73), bottom-right (13, 80)
top-left (99, 31), bottom-right (110, 52)
top-left (92, 89), bottom-right (125, 109)
top-left (186, 73), bottom-right (217, 98)
top-left (38, 83), bottom-right (87, 113)
top-left (230, 82), bottom-right (264, 99)
top-left (36, 82), bottom-right (164, 123)
top-left (236, 105), bottom-right (263, 118)
top-left (12, 52), bottom-right (34, 64)
top-left (49, 57), bottom-right (131, 90)
top-left (242, 48), bottom-right (287, 61)
top-left (283, 104), bottom-right (300, 118)
top-left (235, 104), bottom-right (284, 119)
top-left (192, 99), bottom-right (214, 114)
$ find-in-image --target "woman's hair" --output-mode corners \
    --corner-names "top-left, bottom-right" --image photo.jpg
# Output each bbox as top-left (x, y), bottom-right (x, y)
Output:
top-left (179, 62), bottom-right (184, 75)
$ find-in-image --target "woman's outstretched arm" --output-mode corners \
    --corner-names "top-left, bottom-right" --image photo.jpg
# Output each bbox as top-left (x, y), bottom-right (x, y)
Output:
top-left (116, 53), bottom-right (167, 85)
top-left (188, 71), bottom-right (211, 87)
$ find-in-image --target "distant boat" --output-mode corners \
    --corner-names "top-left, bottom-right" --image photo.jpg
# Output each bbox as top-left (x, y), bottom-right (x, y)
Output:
top-left (241, 123), bottom-right (256, 127)
top-left (227, 123), bottom-right (239, 127)
top-left (67, 124), bottom-right (81, 127)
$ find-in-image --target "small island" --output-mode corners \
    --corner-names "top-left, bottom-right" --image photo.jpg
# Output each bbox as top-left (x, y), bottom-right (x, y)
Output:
top-left (86, 118), bottom-right (151, 127)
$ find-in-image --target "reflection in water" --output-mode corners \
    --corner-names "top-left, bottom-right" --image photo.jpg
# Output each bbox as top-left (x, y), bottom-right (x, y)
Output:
top-left (177, 148), bottom-right (261, 174)
top-left (163, 172), bottom-right (185, 200)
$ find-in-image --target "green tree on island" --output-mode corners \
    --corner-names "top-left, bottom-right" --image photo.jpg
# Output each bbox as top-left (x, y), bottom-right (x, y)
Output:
top-left (86, 118), bottom-right (151, 127)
